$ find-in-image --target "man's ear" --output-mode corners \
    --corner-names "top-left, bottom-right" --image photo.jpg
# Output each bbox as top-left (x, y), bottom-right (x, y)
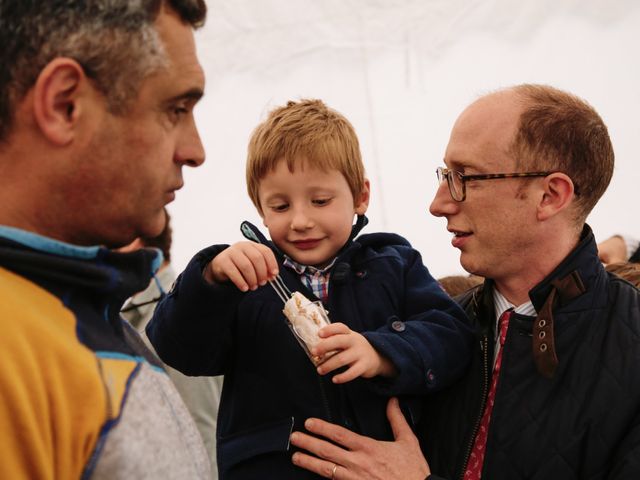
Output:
top-left (537, 173), bottom-right (576, 221)
top-left (354, 179), bottom-right (371, 215)
top-left (32, 58), bottom-right (90, 146)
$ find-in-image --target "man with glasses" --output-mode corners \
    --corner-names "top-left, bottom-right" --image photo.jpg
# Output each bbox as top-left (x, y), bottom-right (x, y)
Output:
top-left (288, 84), bottom-right (640, 480)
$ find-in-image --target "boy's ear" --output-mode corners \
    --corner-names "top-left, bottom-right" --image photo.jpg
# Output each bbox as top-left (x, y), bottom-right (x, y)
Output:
top-left (354, 179), bottom-right (371, 215)
top-left (536, 172), bottom-right (575, 221)
top-left (32, 58), bottom-right (91, 146)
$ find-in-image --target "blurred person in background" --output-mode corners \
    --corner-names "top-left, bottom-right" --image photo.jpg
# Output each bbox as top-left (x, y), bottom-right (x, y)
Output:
top-left (437, 274), bottom-right (483, 297)
top-left (605, 261), bottom-right (640, 289)
top-left (598, 234), bottom-right (640, 264)
top-left (121, 209), bottom-right (223, 480)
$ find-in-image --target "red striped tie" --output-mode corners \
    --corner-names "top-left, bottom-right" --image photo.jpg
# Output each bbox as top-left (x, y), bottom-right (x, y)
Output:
top-left (464, 309), bottom-right (512, 480)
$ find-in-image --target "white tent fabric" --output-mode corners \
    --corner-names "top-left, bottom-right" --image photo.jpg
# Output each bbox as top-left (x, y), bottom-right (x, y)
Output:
top-left (170, 0), bottom-right (640, 278)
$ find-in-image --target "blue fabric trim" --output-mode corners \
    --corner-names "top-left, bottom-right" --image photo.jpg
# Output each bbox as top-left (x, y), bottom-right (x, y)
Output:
top-left (150, 248), bottom-right (164, 274)
top-left (0, 225), bottom-right (101, 259)
top-left (152, 274), bottom-right (167, 295)
top-left (95, 351), bottom-right (164, 373)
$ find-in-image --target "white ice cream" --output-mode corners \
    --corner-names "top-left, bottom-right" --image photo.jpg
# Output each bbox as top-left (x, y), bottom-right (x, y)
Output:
top-left (283, 292), bottom-right (330, 361)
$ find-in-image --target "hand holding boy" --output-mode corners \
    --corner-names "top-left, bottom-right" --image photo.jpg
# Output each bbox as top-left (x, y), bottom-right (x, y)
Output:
top-left (205, 241), bottom-right (279, 291)
top-left (312, 323), bottom-right (397, 383)
top-left (290, 398), bottom-right (430, 480)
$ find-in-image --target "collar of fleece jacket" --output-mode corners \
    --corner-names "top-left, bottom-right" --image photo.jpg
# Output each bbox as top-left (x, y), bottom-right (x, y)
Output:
top-left (0, 225), bottom-right (161, 330)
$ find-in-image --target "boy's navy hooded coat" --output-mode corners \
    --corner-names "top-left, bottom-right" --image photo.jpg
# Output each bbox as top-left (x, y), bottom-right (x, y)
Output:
top-left (147, 230), bottom-right (473, 479)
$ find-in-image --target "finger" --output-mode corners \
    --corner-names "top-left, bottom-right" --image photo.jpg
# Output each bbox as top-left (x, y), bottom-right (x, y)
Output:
top-left (318, 322), bottom-right (350, 338)
top-left (229, 253), bottom-right (260, 290)
top-left (331, 362), bottom-right (364, 384)
top-left (302, 418), bottom-right (367, 451)
top-left (386, 397), bottom-right (412, 441)
top-left (258, 244), bottom-right (280, 277)
top-left (291, 451), bottom-right (340, 479)
top-left (214, 259), bottom-right (249, 292)
top-left (290, 431), bottom-right (347, 466)
top-left (316, 349), bottom-right (354, 375)
top-left (313, 335), bottom-right (348, 357)
top-left (241, 244), bottom-right (272, 285)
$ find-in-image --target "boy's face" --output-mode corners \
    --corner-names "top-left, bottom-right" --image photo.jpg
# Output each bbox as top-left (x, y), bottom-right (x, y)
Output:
top-left (258, 159), bottom-right (369, 268)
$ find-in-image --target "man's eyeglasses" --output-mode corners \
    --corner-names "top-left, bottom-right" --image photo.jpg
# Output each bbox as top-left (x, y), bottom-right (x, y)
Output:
top-left (435, 167), bottom-right (569, 202)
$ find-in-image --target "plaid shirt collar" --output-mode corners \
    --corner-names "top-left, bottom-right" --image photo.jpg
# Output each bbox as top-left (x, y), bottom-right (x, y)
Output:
top-left (282, 256), bottom-right (338, 303)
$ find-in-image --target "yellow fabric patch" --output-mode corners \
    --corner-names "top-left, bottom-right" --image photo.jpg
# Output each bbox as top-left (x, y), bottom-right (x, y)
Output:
top-left (0, 266), bottom-right (107, 480)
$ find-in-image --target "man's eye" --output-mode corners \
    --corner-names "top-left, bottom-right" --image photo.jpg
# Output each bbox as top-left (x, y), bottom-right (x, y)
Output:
top-left (168, 105), bottom-right (189, 122)
top-left (174, 107), bottom-right (189, 117)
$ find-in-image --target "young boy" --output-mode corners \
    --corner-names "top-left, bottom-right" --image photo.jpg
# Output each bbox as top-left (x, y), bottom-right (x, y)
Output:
top-left (147, 99), bottom-right (473, 479)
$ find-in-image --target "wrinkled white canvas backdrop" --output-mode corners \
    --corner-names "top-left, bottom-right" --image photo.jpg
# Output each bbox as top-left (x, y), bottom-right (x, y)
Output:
top-left (169, 0), bottom-right (640, 278)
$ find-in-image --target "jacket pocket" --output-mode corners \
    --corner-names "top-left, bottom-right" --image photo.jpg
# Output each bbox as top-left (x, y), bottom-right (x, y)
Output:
top-left (217, 417), bottom-right (295, 474)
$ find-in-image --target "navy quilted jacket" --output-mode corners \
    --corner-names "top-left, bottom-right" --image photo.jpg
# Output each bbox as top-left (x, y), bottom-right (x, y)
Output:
top-left (147, 231), bottom-right (473, 479)
top-left (420, 225), bottom-right (640, 480)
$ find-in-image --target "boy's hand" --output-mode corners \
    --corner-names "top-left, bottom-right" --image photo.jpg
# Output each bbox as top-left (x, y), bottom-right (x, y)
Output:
top-left (312, 323), bottom-right (397, 383)
top-left (204, 241), bottom-right (279, 292)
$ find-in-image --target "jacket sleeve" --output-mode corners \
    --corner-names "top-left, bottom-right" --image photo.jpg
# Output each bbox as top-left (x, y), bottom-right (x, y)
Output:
top-left (362, 246), bottom-right (475, 395)
top-left (146, 244), bottom-right (243, 376)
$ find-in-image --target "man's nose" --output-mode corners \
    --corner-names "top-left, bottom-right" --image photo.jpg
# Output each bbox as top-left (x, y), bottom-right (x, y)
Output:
top-left (175, 120), bottom-right (205, 167)
top-left (429, 181), bottom-right (457, 218)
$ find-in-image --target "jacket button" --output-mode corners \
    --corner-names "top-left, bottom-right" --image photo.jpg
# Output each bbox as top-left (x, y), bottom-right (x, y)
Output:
top-left (391, 320), bottom-right (406, 332)
top-left (426, 369), bottom-right (436, 385)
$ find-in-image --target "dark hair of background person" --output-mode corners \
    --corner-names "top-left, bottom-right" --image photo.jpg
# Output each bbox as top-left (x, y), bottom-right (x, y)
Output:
top-left (605, 262), bottom-right (640, 289)
top-left (0, 0), bottom-right (207, 142)
top-left (438, 274), bottom-right (484, 297)
top-left (511, 84), bottom-right (614, 227)
top-left (140, 209), bottom-right (173, 263)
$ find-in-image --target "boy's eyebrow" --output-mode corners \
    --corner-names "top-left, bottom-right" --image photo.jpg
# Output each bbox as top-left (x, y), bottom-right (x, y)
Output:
top-left (262, 193), bottom-right (286, 203)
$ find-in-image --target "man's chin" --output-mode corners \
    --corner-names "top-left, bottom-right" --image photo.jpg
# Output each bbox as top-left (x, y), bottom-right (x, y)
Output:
top-left (459, 255), bottom-right (483, 277)
top-left (142, 210), bottom-right (168, 238)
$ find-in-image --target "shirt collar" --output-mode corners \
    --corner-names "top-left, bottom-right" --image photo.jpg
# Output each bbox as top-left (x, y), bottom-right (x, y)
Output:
top-left (492, 287), bottom-right (537, 319)
top-left (282, 255), bottom-right (338, 275)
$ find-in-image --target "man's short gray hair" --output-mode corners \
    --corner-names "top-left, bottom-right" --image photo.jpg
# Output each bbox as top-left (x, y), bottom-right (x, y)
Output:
top-left (0, 0), bottom-right (206, 142)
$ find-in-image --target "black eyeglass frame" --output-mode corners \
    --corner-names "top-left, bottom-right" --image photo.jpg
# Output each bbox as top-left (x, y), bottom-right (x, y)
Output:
top-left (435, 167), bottom-right (577, 202)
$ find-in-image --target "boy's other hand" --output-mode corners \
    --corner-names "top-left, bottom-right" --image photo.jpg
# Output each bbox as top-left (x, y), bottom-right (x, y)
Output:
top-left (204, 241), bottom-right (279, 292)
top-left (312, 323), bottom-right (397, 383)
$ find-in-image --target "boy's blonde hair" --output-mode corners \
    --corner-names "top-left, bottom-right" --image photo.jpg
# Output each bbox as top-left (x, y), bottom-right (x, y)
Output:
top-left (246, 99), bottom-right (366, 214)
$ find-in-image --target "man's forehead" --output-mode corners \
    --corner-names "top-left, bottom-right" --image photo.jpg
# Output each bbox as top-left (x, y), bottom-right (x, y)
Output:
top-left (458, 91), bottom-right (521, 132)
top-left (445, 92), bottom-right (521, 168)
top-left (151, 6), bottom-right (205, 96)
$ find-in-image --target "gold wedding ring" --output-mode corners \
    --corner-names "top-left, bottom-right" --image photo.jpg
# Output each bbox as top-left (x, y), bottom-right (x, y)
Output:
top-left (331, 463), bottom-right (338, 479)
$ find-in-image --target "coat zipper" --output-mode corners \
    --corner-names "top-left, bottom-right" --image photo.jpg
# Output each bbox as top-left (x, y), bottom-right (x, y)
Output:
top-left (316, 374), bottom-right (333, 421)
top-left (458, 335), bottom-right (489, 480)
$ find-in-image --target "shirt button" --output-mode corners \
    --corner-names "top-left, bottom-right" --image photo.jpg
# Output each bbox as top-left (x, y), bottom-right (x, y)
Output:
top-left (391, 320), bottom-right (406, 332)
